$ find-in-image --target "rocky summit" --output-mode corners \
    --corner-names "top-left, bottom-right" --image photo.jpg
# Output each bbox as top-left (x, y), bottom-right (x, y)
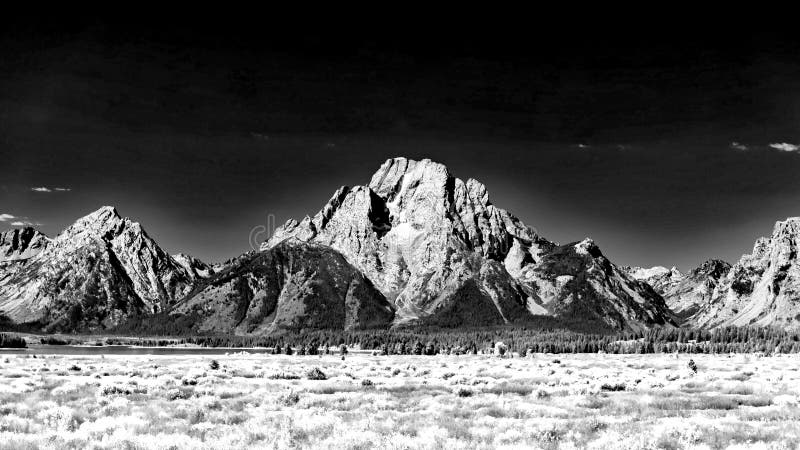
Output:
top-left (264, 157), bottom-right (676, 331)
top-left (0, 207), bottom-right (206, 331)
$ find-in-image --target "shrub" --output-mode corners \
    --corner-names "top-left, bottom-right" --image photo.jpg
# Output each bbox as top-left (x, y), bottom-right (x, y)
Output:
top-left (306, 367), bottom-right (327, 380)
top-left (600, 383), bottom-right (626, 392)
top-left (67, 365), bottom-right (81, 372)
top-left (100, 385), bottom-right (131, 396)
top-left (456, 388), bottom-right (473, 397)
top-left (166, 388), bottom-right (193, 401)
top-left (268, 372), bottom-right (300, 380)
top-left (535, 388), bottom-right (551, 399)
top-left (361, 379), bottom-right (374, 387)
top-left (279, 391), bottom-right (300, 406)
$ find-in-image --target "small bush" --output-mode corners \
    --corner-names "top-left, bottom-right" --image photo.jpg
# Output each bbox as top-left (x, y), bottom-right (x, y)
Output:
top-left (166, 388), bottom-right (193, 401)
top-left (456, 388), bottom-right (473, 397)
top-left (361, 379), bottom-right (374, 387)
top-left (67, 365), bottom-right (81, 372)
top-left (279, 391), bottom-right (300, 406)
top-left (306, 367), bottom-right (327, 380)
top-left (101, 385), bottom-right (131, 396)
top-left (729, 372), bottom-right (751, 381)
top-left (535, 389), bottom-right (551, 399)
top-left (600, 383), bottom-right (626, 392)
top-left (268, 372), bottom-right (300, 380)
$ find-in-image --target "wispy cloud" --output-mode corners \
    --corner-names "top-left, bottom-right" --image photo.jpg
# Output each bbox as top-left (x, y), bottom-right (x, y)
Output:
top-left (31, 186), bottom-right (71, 193)
top-left (0, 214), bottom-right (40, 227)
top-left (730, 142), bottom-right (748, 151)
top-left (769, 142), bottom-right (799, 152)
top-left (10, 221), bottom-right (41, 227)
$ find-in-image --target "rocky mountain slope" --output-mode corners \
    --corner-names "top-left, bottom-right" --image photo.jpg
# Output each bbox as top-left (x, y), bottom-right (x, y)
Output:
top-left (626, 266), bottom-right (683, 293)
top-left (264, 157), bottom-right (675, 331)
top-left (687, 218), bottom-right (800, 329)
top-left (173, 239), bottom-right (395, 334)
top-left (0, 228), bottom-right (50, 263)
top-left (627, 260), bottom-right (731, 319)
top-left (0, 207), bottom-right (205, 331)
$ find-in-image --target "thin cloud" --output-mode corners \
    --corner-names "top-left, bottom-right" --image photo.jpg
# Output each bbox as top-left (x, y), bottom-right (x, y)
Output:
top-left (730, 142), bottom-right (748, 151)
top-left (0, 214), bottom-right (15, 221)
top-left (31, 186), bottom-right (71, 193)
top-left (768, 142), bottom-right (799, 152)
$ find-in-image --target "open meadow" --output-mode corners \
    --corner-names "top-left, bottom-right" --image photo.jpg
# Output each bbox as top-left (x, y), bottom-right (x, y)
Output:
top-left (1, 351), bottom-right (799, 449)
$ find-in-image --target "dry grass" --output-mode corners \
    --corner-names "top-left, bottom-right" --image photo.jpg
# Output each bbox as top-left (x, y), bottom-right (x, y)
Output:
top-left (0, 352), bottom-right (798, 449)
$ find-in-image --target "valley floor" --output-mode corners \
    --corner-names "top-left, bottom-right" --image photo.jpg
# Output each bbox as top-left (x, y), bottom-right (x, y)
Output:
top-left (0, 352), bottom-right (799, 449)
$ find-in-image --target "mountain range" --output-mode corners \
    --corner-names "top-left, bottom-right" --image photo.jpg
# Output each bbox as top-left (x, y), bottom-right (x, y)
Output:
top-left (1, 158), bottom-right (798, 334)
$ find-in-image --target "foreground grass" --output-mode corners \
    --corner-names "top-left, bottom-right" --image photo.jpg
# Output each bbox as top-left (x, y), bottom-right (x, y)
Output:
top-left (0, 353), bottom-right (798, 449)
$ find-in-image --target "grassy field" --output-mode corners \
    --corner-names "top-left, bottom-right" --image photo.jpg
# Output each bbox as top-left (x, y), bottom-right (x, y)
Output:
top-left (0, 352), bottom-right (799, 449)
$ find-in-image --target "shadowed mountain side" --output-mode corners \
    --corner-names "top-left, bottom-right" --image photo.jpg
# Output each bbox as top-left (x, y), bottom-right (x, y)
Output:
top-left (171, 240), bottom-right (395, 334)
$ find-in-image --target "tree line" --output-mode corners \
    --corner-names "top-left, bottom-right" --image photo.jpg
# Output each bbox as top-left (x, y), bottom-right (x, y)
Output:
top-left (94, 325), bottom-right (800, 355)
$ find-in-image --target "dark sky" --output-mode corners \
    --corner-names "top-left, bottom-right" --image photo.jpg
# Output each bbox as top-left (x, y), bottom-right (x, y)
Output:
top-left (2, 16), bottom-right (800, 269)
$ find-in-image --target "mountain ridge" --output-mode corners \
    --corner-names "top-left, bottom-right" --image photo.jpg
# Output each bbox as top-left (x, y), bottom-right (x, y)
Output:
top-left (6, 158), bottom-right (799, 333)
top-left (264, 157), bottom-right (676, 331)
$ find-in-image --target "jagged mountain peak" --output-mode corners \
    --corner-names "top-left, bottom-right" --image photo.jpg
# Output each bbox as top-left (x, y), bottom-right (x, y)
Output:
top-left (61, 206), bottom-right (128, 239)
top-left (265, 156), bottom-right (674, 331)
top-left (573, 238), bottom-right (602, 258)
top-left (0, 206), bottom-right (208, 331)
top-left (367, 157), bottom-right (449, 198)
top-left (77, 205), bottom-right (121, 224)
top-left (0, 227), bottom-right (50, 262)
top-left (690, 259), bottom-right (731, 278)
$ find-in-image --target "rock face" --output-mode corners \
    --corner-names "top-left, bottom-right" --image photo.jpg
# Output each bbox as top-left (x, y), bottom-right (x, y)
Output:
top-left (626, 266), bottom-right (683, 293)
top-left (0, 207), bottom-right (202, 331)
top-left (0, 228), bottom-right (50, 262)
top-left (264, 157), bottom-right (675, 331)
top-left (687, 218), bottom-right (800, 329)
top-left (173, 253), bottom-right (216, 279)
top-left (174, 239), bottom-right (395, 334)
top-left (627, 261), bottom-right (732, 320)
